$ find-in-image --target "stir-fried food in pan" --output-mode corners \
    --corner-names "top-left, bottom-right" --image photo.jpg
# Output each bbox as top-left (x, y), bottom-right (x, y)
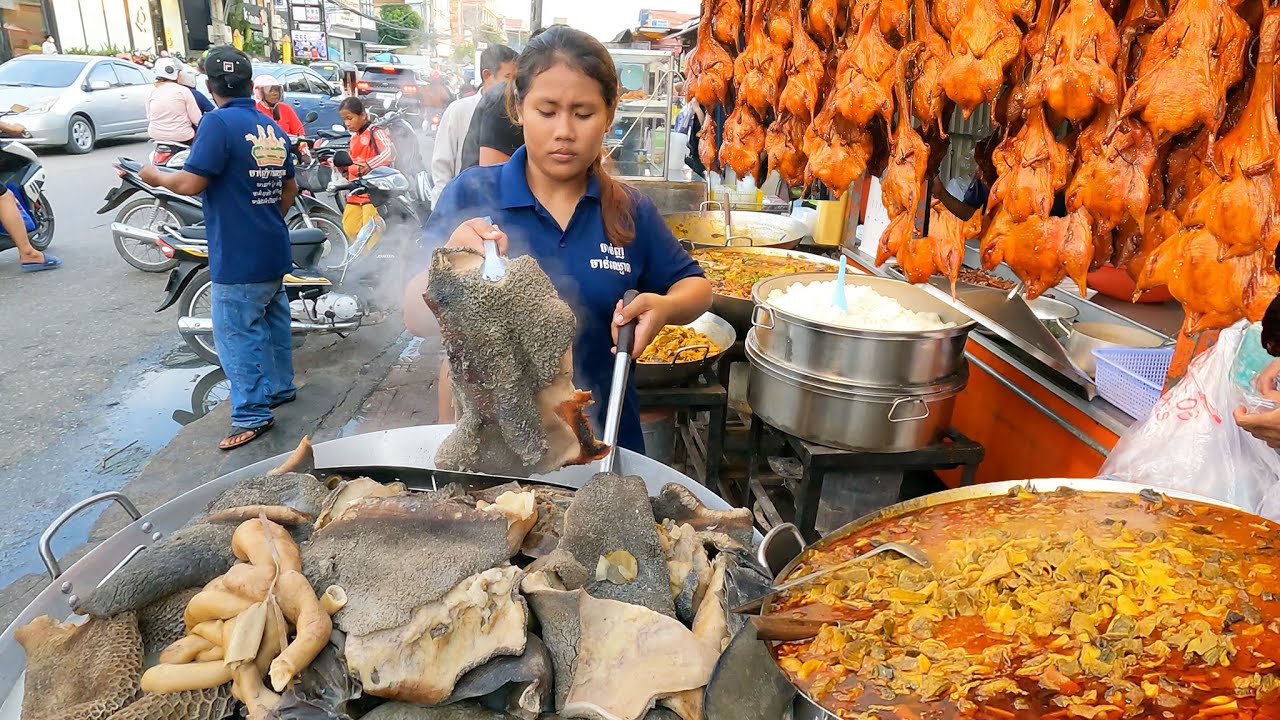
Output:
top-left (693, 249), bottom-right (834, 299)
top-left (769, 488), bottom-right (1280, 720)
top-left (638, 326), bottom-right (722, 364)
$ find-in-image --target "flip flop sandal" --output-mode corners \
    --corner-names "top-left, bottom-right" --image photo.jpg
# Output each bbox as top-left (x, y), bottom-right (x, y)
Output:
top-left (219, 420), bottom-right (274, 451)
top-left (20, 254), bottom-right (62, 273)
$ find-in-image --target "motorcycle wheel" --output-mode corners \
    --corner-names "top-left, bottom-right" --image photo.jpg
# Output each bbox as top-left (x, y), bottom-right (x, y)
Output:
top-left (114, 198), bottom-right (180, 272)
top-left (289, 208), bottom-right (349, 271)
top-left (177, 269), bottom-right (222, 366)
top-left (28, 189), bottom-right (54, 251)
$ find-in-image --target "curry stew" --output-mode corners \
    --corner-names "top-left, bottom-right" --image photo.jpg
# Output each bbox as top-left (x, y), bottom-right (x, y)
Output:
top-left (692, 249), bottom-right (835, 299)
top-left (769, 488), bottom-right (1280, 720)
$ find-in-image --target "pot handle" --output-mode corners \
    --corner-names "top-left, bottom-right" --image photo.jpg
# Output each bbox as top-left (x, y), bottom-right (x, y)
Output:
top-left (887, 397), bottom-right (930, 423)
top-left (752, 304), bottom-right (775, 330)
top-left (726, 234), bottom-right (755, 247)
top-left (757, 522), bottom-right (806, 578)
top-left (698, 200), bottom-right (726, 212)
top-left (40, 491), bottom-right (142, 580)
top-left (670, 344), bottom-right (711, 367)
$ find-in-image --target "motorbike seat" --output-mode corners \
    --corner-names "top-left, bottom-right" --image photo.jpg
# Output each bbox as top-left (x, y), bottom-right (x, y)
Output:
top-left (290, 228), bottom-right (329, 270)
top-left (176, 226), bottom-right (207, 240)
top-left (317, 129), bottom-right (349, 140)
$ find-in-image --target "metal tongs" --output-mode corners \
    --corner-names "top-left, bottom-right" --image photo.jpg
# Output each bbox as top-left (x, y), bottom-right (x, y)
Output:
top-left (598, 290), bottom-right (640, 474)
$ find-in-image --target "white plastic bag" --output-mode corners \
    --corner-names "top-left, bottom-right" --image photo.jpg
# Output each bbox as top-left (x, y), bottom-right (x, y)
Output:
top-left (1099, 321), bottom-right (1280, 520)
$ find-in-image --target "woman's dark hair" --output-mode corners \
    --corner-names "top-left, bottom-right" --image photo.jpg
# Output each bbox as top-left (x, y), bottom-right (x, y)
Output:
top-left (507, 25), bottom-right (633, 247)
top-left (340, 97), bottom-right (366, 115)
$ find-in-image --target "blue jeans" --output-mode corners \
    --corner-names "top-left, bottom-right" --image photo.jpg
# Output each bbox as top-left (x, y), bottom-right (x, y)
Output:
top-left (211, 280), bottom-right (296, 429)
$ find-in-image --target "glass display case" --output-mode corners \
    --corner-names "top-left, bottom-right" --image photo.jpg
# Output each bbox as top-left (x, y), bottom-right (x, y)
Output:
top-left (606, 49), bottom-right (677, 180)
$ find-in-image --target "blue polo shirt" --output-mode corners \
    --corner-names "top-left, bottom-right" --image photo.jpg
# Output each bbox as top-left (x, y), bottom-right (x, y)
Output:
top-left (184, 96), bottom-right (294, 285)
top-left (420, 146), bottom-right (705, 454)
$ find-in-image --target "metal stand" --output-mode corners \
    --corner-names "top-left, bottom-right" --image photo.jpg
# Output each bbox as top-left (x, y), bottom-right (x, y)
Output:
top-left (637, 364), bottom-right (729, 494)
top-left (745, 415), bottom-right (985, 541)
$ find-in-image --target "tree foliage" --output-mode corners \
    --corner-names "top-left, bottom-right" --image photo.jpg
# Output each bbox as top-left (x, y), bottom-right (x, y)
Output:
top-left (378, 5), bottom-right (422, 47)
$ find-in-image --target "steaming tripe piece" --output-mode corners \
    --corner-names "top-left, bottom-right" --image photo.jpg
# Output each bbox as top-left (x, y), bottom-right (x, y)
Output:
top-left (766, 280), bottom-right (954, 332)
top-left (425, 247), bottom-right (609, 475)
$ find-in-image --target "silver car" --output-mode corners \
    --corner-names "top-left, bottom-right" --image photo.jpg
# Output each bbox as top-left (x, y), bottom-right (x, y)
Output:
top-left (0, 54), bottom-right (152, 154)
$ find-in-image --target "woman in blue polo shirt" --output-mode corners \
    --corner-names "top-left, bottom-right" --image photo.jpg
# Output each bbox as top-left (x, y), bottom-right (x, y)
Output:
top-left (405, 26), bottom-right (712, 455)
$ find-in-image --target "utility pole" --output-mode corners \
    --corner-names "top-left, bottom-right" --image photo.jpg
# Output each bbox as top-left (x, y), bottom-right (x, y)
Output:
top-left (266, 1), bottom-right (278, 60)
top-left (530, 0), bottom-right (542, 31)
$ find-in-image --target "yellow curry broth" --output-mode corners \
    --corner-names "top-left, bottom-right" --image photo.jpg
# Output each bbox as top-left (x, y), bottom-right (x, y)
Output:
top-left (769, 489), bottom-right (1280, 720)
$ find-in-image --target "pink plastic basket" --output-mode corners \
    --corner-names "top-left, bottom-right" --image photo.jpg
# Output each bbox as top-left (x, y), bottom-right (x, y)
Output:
top-left (1093, 346), bottom-right (1174, 420)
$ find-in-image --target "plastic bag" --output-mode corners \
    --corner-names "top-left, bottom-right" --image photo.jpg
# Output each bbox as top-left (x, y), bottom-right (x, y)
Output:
top-left (1099, 321), bottom-right (1280, 521)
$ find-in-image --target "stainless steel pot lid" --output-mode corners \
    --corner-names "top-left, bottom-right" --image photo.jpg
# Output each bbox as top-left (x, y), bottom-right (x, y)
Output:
top-left (746, 332), bottom-right (969, 399)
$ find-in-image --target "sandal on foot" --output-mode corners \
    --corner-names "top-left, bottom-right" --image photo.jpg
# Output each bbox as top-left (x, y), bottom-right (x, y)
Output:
top-left (20, 254), bottom-right (62, 273)
top-left (218, 420), bottom-right (274, 450)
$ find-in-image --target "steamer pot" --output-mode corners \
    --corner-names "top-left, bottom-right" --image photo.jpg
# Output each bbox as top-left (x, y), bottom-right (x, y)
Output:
top-left (747, 333), bottom-right (966, 452)
top-left (751, 273), bottom-right (975, 387)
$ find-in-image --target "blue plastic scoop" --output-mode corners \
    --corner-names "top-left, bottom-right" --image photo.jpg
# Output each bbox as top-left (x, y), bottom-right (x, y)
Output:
top-left (832, 255), bottom-right (849, 313)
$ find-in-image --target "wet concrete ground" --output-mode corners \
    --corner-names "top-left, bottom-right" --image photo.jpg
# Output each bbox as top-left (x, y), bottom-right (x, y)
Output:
top-left (0, 133), bottom-right (444, 627)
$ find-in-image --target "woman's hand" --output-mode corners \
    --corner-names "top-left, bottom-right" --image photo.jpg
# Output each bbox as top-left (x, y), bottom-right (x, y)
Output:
top-left (445, 217), bottom-right (508, 255)
top-left (1235, 359), bottom-right (1280, 448)
top-left (612, 293), bottom-right (669, 356)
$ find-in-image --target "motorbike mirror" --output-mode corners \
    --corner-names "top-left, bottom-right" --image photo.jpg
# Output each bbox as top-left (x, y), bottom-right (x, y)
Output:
top-left (8, 103), bottom-right (27, 113)
top-left (88, 79), bottom-right (111, 91)
top-left (304, 111), bottom-right (319, 123)
top-left (333, 150), bottom-right (354, 168)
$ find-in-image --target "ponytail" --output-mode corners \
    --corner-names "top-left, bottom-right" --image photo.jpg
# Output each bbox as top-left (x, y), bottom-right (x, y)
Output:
top-left (593, 155), bottom-right (635, 247)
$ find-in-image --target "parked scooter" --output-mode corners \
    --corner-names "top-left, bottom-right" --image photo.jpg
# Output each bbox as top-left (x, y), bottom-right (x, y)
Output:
top-left (155, 223), bottom-right (372, 366)
top-left (0, 105), bottom-right (55, 257)
top-left (150, 141), bottom-right (190, 167)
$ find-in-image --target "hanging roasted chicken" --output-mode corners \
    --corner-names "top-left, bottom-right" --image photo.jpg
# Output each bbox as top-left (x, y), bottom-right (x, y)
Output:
top-left (988, 107), bottom-right (1071, 222)
top-left (720, 104), bottom-right (766, 180)
top-left (778, 0), bottom-right (826, 120)
top-left (685, 7), bottom-right (734, 108)
top-left (830, 2), bottom-right (899, 127)
top-left (1137, 228), bottom-right (1280, 332)
top-left (983, 208), bottom-right (1094, 298)
top-left (735, 0), bottom-right (789, 114)
top-left (939, 0), bottom-right (1023, 120)
top-left (804, 98), bottom-right (875, 195)
top-left (766, 112), bottom-right (809, 187)
top-left (1023, 0), bottom-right (1120, 122)
top-left (904, 0), bottom-right (951, 137)
top-left (809, 0), bottom-right (842, 48)
top-left (712, 0), bottom-right (745, 49)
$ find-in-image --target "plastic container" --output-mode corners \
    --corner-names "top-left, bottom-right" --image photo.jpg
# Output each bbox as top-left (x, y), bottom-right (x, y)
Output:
top-left (1093, 346), bottom-right (1174, 420)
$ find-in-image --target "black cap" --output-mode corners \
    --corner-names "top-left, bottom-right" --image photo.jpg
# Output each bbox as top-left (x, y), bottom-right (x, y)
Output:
top-left (204, 45), bottom-right (252, 87)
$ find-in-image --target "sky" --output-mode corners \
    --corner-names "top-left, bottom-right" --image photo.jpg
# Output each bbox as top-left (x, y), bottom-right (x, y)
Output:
top-left (493, 0), bottom-right (700, 41)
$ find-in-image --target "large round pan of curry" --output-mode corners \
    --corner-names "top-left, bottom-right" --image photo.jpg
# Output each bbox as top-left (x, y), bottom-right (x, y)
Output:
top-left (758, 478), bottom-right (1280, 720)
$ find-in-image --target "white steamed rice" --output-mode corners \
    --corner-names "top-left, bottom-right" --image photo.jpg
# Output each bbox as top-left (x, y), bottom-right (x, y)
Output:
top-left (766, 280), bottom-right (954, 332)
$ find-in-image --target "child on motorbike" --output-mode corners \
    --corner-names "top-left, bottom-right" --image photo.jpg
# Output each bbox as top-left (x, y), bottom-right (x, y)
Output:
top-left (338, 97), bottom-right (394, 240)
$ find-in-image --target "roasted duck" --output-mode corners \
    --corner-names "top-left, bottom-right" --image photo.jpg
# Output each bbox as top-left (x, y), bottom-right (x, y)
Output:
top-left (766, 0), bottom-right (794, 44)
top-left (809, 0), bottom-right (841, 47)
top-left (1118, 0), bottom-right (1250, 144)
top-left (1136, 227), bottom-right (1280, 332)
top-left (778, 0), bottom-right (826, 120)
top-left (905, 0), bottom-right (952, 137)
top-left (735, 0), bottom-right (789, 114)
top-left (720, 104), bottom-right (766, 180)
top-left (698, 114), bottom-right (720, 173)
top-left (983, 207), bottom-right (1093, 298)
top-left (830, 2), bottom-right (899, 127)
top-left (1067, 112), bottom-right (1157, 237)
top-left (766, 112), bottom-right (810, 187)
top-left (685, 13), bottom-right (734, 108)
top-left (712, 0), bottom-right (745, 49)
top-left (1024, 0), bottom-right (1120, 122)
top-left (1163, 129), bottom-right (1218, 216)
top-left (880, 68), bottom-right (930, 218)
top-left (939, 0), bottom-right (1023, 120)
top-left (878, 0), bottom-right (911, 39)
top-left (1115, 207), bottom-right (1181, 279)
top-left (804, 100), bottom-right (875, 196)
top-left (988, 106), bottom-right (1071, 222)
top-left (932, 0), bottom-right (964, 39)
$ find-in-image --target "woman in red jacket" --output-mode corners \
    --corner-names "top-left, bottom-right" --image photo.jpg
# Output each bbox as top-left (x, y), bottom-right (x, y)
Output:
top-left (253, 75), bottom-right (306, 137)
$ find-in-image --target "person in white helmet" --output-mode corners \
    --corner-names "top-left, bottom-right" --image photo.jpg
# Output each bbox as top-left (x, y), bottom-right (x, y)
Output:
top-left (253, 74), bottom-right (305, 137)
top-left (146, 57), bottom-right (202, 143)
top-left (179, 63), bottom-right (215, 114)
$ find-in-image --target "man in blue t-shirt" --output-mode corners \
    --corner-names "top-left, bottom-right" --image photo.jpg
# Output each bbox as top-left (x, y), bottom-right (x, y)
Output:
top-left (142, 45), bottom-right (298, 451)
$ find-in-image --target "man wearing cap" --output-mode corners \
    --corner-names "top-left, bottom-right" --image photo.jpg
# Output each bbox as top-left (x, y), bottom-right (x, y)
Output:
top-left (141, 45), bottom-right (299, 451)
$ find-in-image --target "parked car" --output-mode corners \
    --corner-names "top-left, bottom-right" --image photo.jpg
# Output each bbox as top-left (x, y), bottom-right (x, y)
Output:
top-left (0, 54), bottom-right (152, 154)
top-left (355, 64), bottom-right (452, 128)
top-left (253, 63), bottom-right (343, 136)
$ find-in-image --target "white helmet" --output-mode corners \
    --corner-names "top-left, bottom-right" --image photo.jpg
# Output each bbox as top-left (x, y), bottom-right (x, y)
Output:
top-left (177, 64), bottom-right (197, 88)
top-left (254, 74), bottom-right (282, 101)
top-left (154, 57), bottom-right (182, 82)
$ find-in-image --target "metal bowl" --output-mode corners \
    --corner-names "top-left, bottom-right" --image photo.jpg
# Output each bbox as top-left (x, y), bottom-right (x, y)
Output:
top-left (692, 248), bottom-right (840, 334)
top-left (665, 209), bottom-right (809, 250)
top-left (635, 312), bottom-right (738, 388)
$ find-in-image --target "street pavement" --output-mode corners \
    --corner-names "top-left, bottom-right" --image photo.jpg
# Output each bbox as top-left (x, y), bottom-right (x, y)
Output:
top-left (0, 132), bottom-right (442, 623)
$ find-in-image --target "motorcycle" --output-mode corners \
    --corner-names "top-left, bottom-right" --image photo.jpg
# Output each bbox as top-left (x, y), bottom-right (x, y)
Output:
top-left (151, 140), bottom-right (190, 167)
top-left (317, 148), bottom-right (423, 272)
top-left (103, 127), bottom-right (347, 273)
top-left (0, 105), bottom-right (55, 256)
top-left (155, 223), bottom-right (371, 367)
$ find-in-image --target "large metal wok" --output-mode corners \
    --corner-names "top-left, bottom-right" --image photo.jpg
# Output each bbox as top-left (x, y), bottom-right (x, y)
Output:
top-left (635, 311), bottom-right (738, 388)
top-left (754, 478), bottom-right (1246, 720)
top-left (666, 203), bottom-right (809, 250)
top-left (692, 247), bottom-right (840, 333)
top-left (0, 425), bottom-right (742, 705)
